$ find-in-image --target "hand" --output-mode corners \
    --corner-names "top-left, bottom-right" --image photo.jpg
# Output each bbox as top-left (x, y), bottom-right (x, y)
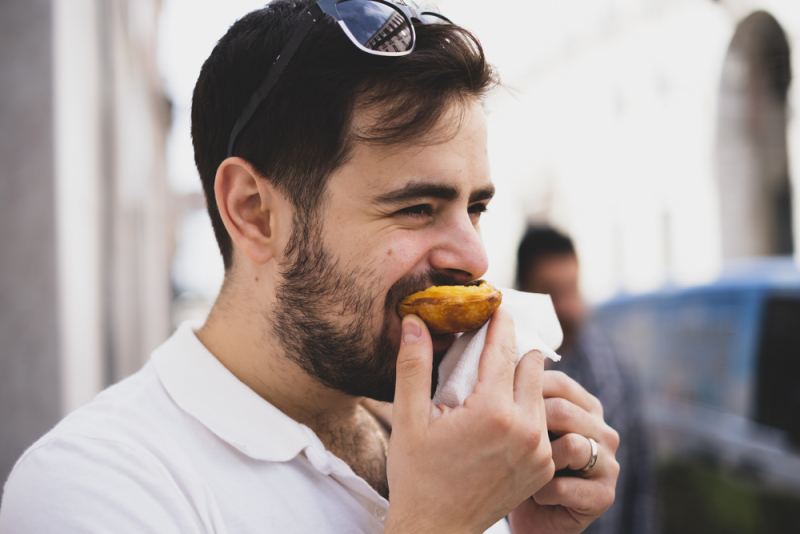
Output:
top-left (384, 308), bottom-right (555, 534)
top-left (507, 371), bottom-right (620, 534)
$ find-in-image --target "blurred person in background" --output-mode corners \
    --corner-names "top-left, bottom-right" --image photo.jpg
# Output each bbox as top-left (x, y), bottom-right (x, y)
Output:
top-left (517, 226), bottom-right (654, 534)
top-left (0, 2), bottom-right (619, 533)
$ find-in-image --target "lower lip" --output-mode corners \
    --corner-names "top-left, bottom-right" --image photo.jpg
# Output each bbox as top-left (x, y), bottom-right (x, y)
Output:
top-left (431, 333), bottom-right (457, 352)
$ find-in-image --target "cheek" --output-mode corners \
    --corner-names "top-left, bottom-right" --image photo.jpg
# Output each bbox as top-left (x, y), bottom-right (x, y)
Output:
top-left (377, 235), bottom-right (431, 279)
top-left (376, 237), bottom-right (431, 340)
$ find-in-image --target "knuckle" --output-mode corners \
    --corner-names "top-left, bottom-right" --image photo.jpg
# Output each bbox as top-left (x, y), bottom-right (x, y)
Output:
top-left (591, 395), bottom-right (604, 417)
top-left (521, 422), bottom-right (544, 451)
top-left (578, 482), bottom-right (593, 505)
top-left (567, 476), bottom-right (583, 493)
top-left (496, 339), bottom-right (519, 365)
top-left (549, 370), bottom-right (570, 388)
top-left (547, 397), bottom-right (573, 422)
top-left (601, 486), bottom-right (616, 511)
top-left (487, 405), bottom-right (517, 434)
top-left (605, 427), bottom-right (620, 451)
top-left (520, 349), bottom-right (544, 370)
top-left (395, 351), bottom-right (428, 378)
top-left (552, 476), bottom-right (573, 499)
top-left (556, 370), bottom-right (582, 394)
top-left (565, 433), bottom-right (584, 458)
top-left (608, 456), bottom-right (621, 479)
top-left (543, 458), bottom-right (556, 481)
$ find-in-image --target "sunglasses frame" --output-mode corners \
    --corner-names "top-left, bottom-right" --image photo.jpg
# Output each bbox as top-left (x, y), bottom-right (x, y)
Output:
top-left (227, 0), bottom-right (452, 157)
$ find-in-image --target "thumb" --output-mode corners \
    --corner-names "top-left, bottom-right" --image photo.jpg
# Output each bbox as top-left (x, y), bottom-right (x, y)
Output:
top-left (393, 314), bottom-right (434, 432)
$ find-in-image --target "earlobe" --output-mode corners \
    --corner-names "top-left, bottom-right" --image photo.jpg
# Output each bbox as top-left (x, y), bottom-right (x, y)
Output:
top-left (214, 158), bottom-right (284, 266)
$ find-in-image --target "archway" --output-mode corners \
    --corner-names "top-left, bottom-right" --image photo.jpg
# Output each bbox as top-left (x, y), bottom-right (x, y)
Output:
top-left (716, 11), bottom-right (793, 258)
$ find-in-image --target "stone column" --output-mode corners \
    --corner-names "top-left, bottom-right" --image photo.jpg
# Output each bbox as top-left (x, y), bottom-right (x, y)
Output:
top-left (0, 0), bottom-right (61, 482)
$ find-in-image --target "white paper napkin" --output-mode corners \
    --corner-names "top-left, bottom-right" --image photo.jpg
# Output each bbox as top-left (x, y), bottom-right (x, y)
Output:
top-left (430, 289), bottom-right (563, 419)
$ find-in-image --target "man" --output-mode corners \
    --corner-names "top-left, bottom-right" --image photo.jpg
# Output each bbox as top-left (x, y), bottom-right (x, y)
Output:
top-left (1, 3), bottom-right (619, 532)
top-left (517, 226), bottom-right (655, 534)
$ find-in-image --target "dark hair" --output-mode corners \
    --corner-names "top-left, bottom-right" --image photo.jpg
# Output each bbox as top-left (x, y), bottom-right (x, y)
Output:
top-left (192, 0), bottom-right (499, 269)
top-left (516, 226), bottom-right (576, 287)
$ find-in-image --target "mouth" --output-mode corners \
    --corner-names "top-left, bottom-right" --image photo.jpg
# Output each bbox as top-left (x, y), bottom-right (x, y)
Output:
top-left (386, 271), bottom-right (477, 349)
top-left (431, 332), bottom-right (457, 352)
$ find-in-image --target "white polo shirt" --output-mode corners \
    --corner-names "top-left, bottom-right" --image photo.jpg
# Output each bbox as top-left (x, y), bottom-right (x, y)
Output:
top-left (0, 323), bottom-right (512, 534)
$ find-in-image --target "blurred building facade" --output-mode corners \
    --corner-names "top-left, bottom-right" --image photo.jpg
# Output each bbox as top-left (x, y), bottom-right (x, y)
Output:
top-left (473, 0), bottom-right (800, 301)
top-left (4, 0), bottom-right (798, 491)
top-left (0, 0), bottom-right (170, 481)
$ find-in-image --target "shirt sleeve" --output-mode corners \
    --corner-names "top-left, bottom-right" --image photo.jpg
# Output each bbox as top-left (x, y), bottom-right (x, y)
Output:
top-left (0, 434), bottom-right (206, 534)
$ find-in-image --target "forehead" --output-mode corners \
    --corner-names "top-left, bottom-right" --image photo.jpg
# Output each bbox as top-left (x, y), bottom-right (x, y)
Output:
top-left (329, 99), bottom-right (492, 197)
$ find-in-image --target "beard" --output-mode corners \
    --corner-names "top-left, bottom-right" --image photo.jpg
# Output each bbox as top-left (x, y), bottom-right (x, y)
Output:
top-left (270, 219), bottom-right (460, 402)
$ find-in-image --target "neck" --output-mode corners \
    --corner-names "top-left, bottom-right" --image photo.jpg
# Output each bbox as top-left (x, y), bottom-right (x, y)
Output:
top-left (196, 273), bottom-right (390, 499)
top-left (196, 281), bottom-right (364, 441)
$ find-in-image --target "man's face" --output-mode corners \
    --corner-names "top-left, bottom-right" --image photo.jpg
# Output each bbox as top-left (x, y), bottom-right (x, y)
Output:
top-left (520, 254), bottom-right (585, 349)
top-left (270, 100), bottom-right (493, 402)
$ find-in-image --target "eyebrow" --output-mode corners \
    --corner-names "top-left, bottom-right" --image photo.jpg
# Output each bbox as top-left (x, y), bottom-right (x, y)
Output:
top-left (373, 182), bottom-right (495, 206)
top-left (469, 185), bottom-right (496, 204)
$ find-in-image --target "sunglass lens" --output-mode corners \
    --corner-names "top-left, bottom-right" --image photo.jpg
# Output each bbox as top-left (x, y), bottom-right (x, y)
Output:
top-left (335, 0), bottom-right (413, 53)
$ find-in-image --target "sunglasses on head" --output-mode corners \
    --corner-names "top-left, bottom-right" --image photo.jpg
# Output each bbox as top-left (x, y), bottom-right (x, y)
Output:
top-left (227, 0), bottom-right (452, 157)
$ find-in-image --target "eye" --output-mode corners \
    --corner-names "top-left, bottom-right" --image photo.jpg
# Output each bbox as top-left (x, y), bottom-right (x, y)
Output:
top-left (396, 204), bottom-right (433, 218)
top-left (468, 203), bottom-right (488, 216)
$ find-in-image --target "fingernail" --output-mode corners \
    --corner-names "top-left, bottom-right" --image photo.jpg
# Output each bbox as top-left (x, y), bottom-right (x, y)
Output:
top-left (402, 318), bottom-right (420, 344)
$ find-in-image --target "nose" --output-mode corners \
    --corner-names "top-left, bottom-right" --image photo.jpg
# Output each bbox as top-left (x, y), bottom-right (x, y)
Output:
top-left (427, 213), bottom-right (489, 283)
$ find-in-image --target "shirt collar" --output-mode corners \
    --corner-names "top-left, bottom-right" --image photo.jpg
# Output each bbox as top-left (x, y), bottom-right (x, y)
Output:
top-left (151, 321), bottom-right (317, 462)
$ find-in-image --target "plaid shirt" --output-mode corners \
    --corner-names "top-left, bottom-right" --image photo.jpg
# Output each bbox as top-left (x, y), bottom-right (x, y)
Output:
top-left (549, 321), bottom-right (655, 534)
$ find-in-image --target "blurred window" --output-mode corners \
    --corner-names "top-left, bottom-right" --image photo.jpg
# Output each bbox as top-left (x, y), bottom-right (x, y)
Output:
top-left (755, 296), bottom-right (800, 446)
top-left (598, 292), bottom-right (751, 413)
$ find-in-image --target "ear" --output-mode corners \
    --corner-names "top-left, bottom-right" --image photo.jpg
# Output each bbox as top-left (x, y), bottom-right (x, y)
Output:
top-left (214, 158), bottom-right (288, 266)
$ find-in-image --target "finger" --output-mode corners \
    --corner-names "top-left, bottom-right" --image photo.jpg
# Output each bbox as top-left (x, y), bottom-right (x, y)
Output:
top-left (393, 315), bottom-right (434, 432)
top-left (543, 370), bottom-right (603, 418)
top-left (508, 498), bottom-right (586, 534)
top-left (551, 433), bottom-right (594, 471)
top-left (545, 397), bottom-right (603, 439)
top-left (475, 307), bottom-right (518, 400)
top-left (513, 350), bottom-right (545, 415)
top-left (532, 476), bottom-right (615, 516)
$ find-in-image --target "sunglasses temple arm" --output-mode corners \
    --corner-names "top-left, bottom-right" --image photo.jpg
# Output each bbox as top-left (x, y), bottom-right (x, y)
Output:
top-left (227, 6), bottom-right (322, 158)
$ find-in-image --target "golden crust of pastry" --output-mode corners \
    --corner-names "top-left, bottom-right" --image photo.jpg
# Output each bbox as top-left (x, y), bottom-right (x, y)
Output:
top-left (396, 281), bottom-right (502, 334)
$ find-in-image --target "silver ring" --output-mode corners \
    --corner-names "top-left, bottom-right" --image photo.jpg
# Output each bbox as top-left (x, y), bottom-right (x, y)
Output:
top-left (581, 437), bottom-right (598, 471)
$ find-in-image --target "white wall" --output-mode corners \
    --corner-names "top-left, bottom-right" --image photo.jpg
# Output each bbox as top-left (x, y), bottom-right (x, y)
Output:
top-left (442, 0), bottom-right (800, 300)
top-left (53, 0), bottom-right (171, 414)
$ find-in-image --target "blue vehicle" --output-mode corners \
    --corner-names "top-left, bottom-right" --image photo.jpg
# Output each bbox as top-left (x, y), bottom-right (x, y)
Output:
top-left (592, 258), bottom-right (800, 533)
